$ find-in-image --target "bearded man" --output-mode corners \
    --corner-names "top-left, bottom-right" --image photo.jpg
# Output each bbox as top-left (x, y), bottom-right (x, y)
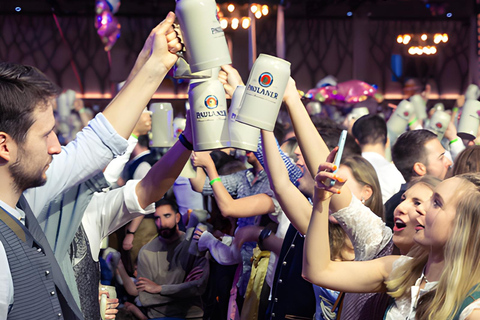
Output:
top-left (136, 199), bottom-right (209, 320)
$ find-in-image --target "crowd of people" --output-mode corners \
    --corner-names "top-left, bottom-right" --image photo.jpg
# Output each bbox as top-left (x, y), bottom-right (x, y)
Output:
top-left (1, 11), bottom-right (480, 320)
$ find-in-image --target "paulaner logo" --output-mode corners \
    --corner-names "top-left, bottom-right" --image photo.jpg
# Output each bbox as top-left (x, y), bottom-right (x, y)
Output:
top-left (205, 95), bottom-right (219, 109)
top-left (259, 72), bottom-right (273, 87)
top-left (211, 27), bottom-right (224, 35)
top-left (196, 110), bottom-right (227, 119)
top-left (246, 84), bottom-right (278, 99)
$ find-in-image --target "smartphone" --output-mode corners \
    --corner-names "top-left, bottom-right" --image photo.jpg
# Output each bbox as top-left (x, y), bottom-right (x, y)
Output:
top-left (330, 130), bottom-right (347, 187)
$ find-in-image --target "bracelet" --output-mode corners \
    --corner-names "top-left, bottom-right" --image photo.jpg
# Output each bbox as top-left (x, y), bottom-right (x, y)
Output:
top-left (449, 138), bottom-right (459, 145)
top-left (179, 132), bottom-right (193, 150)
top-left (126, 229), bottom-right (135, 235)
top-left (258, 228), bottom-right (273, 251)
top-left (408, 117), bottom-right (418, 126)
top-left (209, 177), bottom-right (221, 186)
top-left (78, 107), bottom-right (86, 114)
top-left (130, 133), bottom-right (138, 140)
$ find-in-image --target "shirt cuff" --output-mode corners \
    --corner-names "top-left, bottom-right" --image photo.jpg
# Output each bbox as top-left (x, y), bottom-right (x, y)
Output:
top-left (123, 180), bottom-right (155, 215)
top-left (89, 113), bottom-right (129, 157)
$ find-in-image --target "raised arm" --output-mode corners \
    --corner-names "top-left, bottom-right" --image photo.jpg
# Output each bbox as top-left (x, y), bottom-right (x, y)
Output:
top-left (261, 130), bottom-right (311, 234)
top-left (191, 151), bottom-right (275, 218)
top-left (102, 12), bottom-right (181, 139)
top-left (135, 118), bottom-right (193, 209)
top-left (302, 157), bottom-right (397, 293)
top-left (284, 78), bottom-right (352, 213)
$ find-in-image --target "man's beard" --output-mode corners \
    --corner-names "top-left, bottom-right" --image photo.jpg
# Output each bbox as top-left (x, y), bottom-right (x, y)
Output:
top-left (159, 224), bottom-right (177, 239)
top-left (9, 147), bottom-right (47, 194)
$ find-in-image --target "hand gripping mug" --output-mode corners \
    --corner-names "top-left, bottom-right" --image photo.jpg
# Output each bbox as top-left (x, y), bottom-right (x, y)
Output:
top-left (457, 100), bottom-right (480, 140)
top-left (150, 102), bottom-right (174, 147)
top-left (228, 85), bottom-right (260, 152)
top-left (235, 54), bottom-right (291, 131)
top-left (175, 0), bottom-right (232, 72)
top-left (387, 100), bottom-right (416, 143)
top-left (188, 79), bottom-right (230, 150)
top-left (425, 110), bottom-right (451, 141)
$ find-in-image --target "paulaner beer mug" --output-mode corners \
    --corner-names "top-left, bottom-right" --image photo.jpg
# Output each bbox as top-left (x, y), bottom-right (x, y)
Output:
top-left (457, 100), bottom-right (480, 140)
top-left (189, 79), bottom-right (230, 150)
top-left (150, 102), bottom-right (174, 147)
top-left (410, 94), bottom-right (427, 121)
top-left (228, 86), bottom-right (260, 152)
top-left (236, 54), bottom-right (291, 131)
top-left (175, 0), bottom-right (231, 72)
top-left (426, 110), bottom-right (450, 141)
top-left (387, 100), bottom-right (416, 142)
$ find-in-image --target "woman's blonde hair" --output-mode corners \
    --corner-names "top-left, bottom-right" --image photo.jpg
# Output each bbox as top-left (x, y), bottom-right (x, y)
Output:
top-left (385, 175), bottom-right (440, 299)
top-left (416, 173), bottom-right (480, 319)
top-left (387, 173), bottom-right (480, 319)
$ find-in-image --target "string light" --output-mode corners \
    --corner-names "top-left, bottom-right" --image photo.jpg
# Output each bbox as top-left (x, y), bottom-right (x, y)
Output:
top-left (220, 18), bottom-right (228, 29)
top-left (231, 18), bottom-right (239, 30)
top-left (241, 17), bottom-right (251, 29)
top-left (262, 5), bottom-right (269, 16)
top-left (227, 4), bottom-right (235, 12)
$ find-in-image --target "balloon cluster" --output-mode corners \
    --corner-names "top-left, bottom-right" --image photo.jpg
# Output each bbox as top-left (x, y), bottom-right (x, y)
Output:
top-left (95, 0), bottom-right (121, 51)
top-left (304, 80), bottom-right (379, 107)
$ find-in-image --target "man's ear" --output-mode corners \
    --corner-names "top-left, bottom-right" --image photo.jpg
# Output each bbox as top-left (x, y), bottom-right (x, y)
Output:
top-left (176, 212), bottom-right (181, 224)
top-left (413, 162), bottom-right (427, 176)
top-left (0, 132), bottom-right (13, 163)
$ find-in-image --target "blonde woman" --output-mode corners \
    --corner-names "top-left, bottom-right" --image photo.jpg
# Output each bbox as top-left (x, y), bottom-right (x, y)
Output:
top-left (303, 149), bottom-right (480, 319)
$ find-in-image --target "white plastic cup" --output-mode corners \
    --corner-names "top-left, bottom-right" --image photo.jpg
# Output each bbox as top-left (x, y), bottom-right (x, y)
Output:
top-left (235, 54), bottom-right (291, 131)
top-left (228, 86), bottom-right (260, 152)
top-left (410, 94), bottom-right (427, 120)
top-left (150, 102), bottom-right (174, 147)
top-left (387, 100), bottom-right (416, 141)
top-left (426, 110), bottom-right (451, 141)
top-left (175, 0), bottom-right (232, 72)
top-left (457, 100), bottom-right (480, 140)
top-left (189, 79), bottom-right (230, 150)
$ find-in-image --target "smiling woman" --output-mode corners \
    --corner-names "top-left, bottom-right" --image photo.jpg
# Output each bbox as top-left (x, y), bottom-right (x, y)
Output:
top-left (303, 155), bottom-right (480, 320)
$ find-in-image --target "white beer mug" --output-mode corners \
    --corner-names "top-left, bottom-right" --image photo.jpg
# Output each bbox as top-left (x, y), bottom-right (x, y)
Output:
top-left (426, 110), bottom-right (450, 141)
top-left (409, 94), bottom-right (427, 121)
top-left (387, 100), bottom-right (416, 141)
top-left (189, 79), bottom-right (230, 150)
top-left (236, 54), bottom-right (291, 131)
top-left (175, 0), bottom-right (231, 72)
top-left (150, 102), bottom-right (174, 147)
top-left (465, 84), bottom-right (480, 100)
top-left (228, 86), bottom-right (260, 152)
top-left (457, 100), bottom-right (480, 140)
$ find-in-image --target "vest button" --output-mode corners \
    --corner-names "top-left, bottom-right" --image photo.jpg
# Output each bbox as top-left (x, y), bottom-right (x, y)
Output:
top-left (37, 248), bottom-right (42, 253)
top-left (58, 313), bottom-right (62, 317)
top-left (272, 313), bottom-right (276, 317)
top-left (278, 279), bottom-right (283, 284)
top-left (50, 291), bottom-right (55, 296)
top-left (45, 270), bottom-right (50, 276)
top-left (290, 244), bottom-right (295, 248)
top-left (283, 261), bottom-right (287, 266)
top-left (274, 298), bottom-right (278, 302)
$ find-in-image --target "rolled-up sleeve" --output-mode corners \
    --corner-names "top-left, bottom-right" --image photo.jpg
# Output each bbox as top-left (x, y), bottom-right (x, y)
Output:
top-left (24, 113), bottom-right (128, 216)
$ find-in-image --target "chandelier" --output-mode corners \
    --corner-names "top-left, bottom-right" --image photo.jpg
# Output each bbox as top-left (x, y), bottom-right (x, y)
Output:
top-left (396, 33), bottom-right (449, 56)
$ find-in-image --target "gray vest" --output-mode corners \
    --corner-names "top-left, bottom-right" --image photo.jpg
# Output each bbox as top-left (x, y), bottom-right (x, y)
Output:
top-left (0, 204), bottom-right (83, 319)
top-left (37, 172), bottom-right (109, 309)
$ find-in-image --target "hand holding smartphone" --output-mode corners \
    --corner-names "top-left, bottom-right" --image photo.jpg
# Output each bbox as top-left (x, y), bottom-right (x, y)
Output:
top-left (330, 130), bottom-right (347, 187)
